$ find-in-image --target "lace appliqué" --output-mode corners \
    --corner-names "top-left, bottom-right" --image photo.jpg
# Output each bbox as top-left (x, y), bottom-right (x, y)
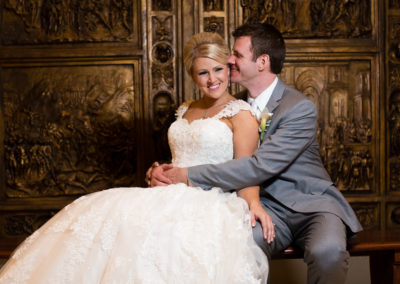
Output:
top-left (175, 99), bottom-right (254, 120)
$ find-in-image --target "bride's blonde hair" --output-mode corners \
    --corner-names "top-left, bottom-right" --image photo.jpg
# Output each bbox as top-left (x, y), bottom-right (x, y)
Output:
top-left (183, 32), bottom-right (229, 75)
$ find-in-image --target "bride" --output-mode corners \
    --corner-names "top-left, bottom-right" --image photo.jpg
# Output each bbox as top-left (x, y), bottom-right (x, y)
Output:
top-left (0, 32), bottom-right (269, 283)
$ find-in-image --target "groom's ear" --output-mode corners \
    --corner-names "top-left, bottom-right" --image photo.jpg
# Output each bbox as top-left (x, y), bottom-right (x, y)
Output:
top-left (256, 54), bottom-right (270, 72)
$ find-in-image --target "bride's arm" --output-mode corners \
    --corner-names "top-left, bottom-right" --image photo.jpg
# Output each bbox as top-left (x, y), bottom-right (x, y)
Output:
top-left (231, 109), bottom-right (275, 243)
top-left (230, 108), bottom-right (259, 204)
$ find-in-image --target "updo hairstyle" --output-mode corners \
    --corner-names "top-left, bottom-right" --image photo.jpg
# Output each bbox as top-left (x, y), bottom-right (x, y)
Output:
top-left (183, 32), bottom-right (229, 76)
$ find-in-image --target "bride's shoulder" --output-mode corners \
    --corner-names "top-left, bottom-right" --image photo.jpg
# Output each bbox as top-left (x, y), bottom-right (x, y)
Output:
top-left (217, 99), bottom-right (255, 119)
top-left (175, 101), bottom-right (194, 118)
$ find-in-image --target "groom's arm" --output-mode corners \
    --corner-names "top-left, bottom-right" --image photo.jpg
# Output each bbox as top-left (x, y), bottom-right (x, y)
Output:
top-left (188, 99), bottom-right (317, 190)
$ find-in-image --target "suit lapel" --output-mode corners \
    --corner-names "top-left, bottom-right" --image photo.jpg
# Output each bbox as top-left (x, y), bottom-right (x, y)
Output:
top-left (266, 77), bottom-right (285, 113)
top-left (259, 78), bottom-right (287, 143)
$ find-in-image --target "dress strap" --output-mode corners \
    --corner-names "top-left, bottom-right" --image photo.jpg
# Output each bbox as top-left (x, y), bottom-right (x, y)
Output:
top-left (175, 101), bottom-right (193, 119)
top-left (175, 99), bottom-right (255, 120)
top-left (214, 100), bottom-right (255, 119)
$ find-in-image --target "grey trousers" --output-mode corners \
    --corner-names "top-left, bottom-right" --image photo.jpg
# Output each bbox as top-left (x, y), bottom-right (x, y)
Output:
top-left (253, 199), bottom-right (350, 284)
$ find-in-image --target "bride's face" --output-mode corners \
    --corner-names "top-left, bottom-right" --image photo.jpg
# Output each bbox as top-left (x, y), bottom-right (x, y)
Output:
top-left (191, 57), bottom-right (229, 100)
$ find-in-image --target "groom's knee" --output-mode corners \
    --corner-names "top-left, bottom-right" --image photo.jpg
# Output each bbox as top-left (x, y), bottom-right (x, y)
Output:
top-left (252, 221), bottom-right (291, 261)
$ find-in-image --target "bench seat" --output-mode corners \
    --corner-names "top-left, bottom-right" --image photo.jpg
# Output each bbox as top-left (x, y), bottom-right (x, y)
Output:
top-left (273, 230), bottom-right (400, 284)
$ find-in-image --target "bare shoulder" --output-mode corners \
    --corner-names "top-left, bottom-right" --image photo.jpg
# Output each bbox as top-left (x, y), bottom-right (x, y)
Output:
top-left (231, 107), bottom-right (258, 133)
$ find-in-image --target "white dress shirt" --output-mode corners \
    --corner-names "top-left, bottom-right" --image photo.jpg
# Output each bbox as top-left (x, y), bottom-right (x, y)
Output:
top-left (247, 76), bottom-right (278, 120)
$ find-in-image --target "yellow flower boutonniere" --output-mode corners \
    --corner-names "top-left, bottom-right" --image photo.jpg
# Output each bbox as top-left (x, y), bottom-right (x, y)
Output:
top-left (259, 111), bottom-right (273, 143)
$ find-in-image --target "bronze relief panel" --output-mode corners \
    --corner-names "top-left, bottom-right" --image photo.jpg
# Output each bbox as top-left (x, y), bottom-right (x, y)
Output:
top-left (388, 15), bottom-right (400, 193)
top-left (2, 0), bottom-right (139, 44)
top-left (240, 0), bottom-right (372, 39)
top-left (1, 61), bottom-right (140, 198)
top-left (281, 59), bottom-right (375, 193)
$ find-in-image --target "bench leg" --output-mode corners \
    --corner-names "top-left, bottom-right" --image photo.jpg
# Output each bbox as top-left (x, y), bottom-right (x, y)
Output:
top-left (369, 251), bottom-right (394, 284)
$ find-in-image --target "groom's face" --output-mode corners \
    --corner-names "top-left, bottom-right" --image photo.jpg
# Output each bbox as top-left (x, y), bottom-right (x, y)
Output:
top-left (228, 36), bottom-right (258, 87)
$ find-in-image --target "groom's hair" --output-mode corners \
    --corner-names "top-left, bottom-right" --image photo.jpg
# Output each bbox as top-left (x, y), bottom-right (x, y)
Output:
top-left (232, 23), bottom-right (286, 74)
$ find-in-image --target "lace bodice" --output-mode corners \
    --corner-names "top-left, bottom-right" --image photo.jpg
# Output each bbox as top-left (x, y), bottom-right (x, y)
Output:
top-left (168, 100), bottom-right (253, 167)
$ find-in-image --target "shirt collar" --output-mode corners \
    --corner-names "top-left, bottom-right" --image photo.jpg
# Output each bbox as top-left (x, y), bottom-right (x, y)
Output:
top-left (248, 76), bottom-right (278, 112)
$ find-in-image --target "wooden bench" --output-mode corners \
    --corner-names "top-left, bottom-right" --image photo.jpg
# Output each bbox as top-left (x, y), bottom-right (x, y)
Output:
top-left (274, 230), bottom-right (400, 284)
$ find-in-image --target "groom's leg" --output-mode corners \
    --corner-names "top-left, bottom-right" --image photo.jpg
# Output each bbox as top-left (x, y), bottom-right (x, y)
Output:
top-left (252, 203), bottom-right (293, 261)
top-left (252, 202), bottom-right (294, 284)
top-left (293, 212), bottom-right (349, 284)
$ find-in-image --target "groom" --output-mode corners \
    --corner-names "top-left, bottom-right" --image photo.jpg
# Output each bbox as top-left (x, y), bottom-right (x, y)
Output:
top-left (149, 23), bottom-right (362, 284)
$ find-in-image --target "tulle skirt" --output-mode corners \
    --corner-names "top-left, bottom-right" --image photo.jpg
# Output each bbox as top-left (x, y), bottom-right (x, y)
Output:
top-left (0, 183), bottom-right (268, 283)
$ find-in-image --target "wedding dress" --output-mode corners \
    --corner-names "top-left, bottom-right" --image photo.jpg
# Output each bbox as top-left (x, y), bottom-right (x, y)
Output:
top-left (0, 100), bottom-right (269, 284)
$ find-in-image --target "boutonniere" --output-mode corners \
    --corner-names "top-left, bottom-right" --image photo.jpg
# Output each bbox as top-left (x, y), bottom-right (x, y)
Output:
top-left (259, 111), bottom-right (273, 143)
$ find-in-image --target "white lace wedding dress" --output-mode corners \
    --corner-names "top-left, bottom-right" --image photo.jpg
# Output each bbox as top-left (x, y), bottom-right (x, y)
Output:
top-left (0, 100), bottom-right (268, 284)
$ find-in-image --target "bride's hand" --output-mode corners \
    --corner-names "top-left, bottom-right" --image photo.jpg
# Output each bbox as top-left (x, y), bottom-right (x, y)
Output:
top-left (145, 162), bottom-right (159, 186)
top-left (250, 204), bottom-right (275, 244)
top-left (150, 163), bottom-right (174, 187)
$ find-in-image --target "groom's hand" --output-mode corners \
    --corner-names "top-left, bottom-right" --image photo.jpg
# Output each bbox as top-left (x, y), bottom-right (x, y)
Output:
top-left (250, 204), bottom-right (275, 244)
top-left (164, 167), bottom-right (189, 185)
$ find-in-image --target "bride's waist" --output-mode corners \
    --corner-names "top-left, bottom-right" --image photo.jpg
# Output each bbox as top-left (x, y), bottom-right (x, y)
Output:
top-left (172, 157), bottom-right (231, 168)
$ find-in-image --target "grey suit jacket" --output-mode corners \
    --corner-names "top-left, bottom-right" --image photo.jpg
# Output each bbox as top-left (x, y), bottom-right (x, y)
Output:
top-left (188, 78), bottom-right (362, 234)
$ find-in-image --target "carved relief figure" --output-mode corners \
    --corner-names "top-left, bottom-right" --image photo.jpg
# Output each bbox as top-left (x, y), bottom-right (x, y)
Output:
top-left (353, 205), bottom-right (378, 229)
top-left (328, 146), bottom-right (372, 191)
top-left (152, 63), bottom-right (174, 90)
top-left (390, 66), bottom-right (400, 90)
top-left (152, 16), bottom-right (172, 42)
top-left (111, 0), bottom-right (132, 33)
top-left (390, 21), bottom-right (400, 61)
top-left (4, 0), bottom-right (42, 31)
